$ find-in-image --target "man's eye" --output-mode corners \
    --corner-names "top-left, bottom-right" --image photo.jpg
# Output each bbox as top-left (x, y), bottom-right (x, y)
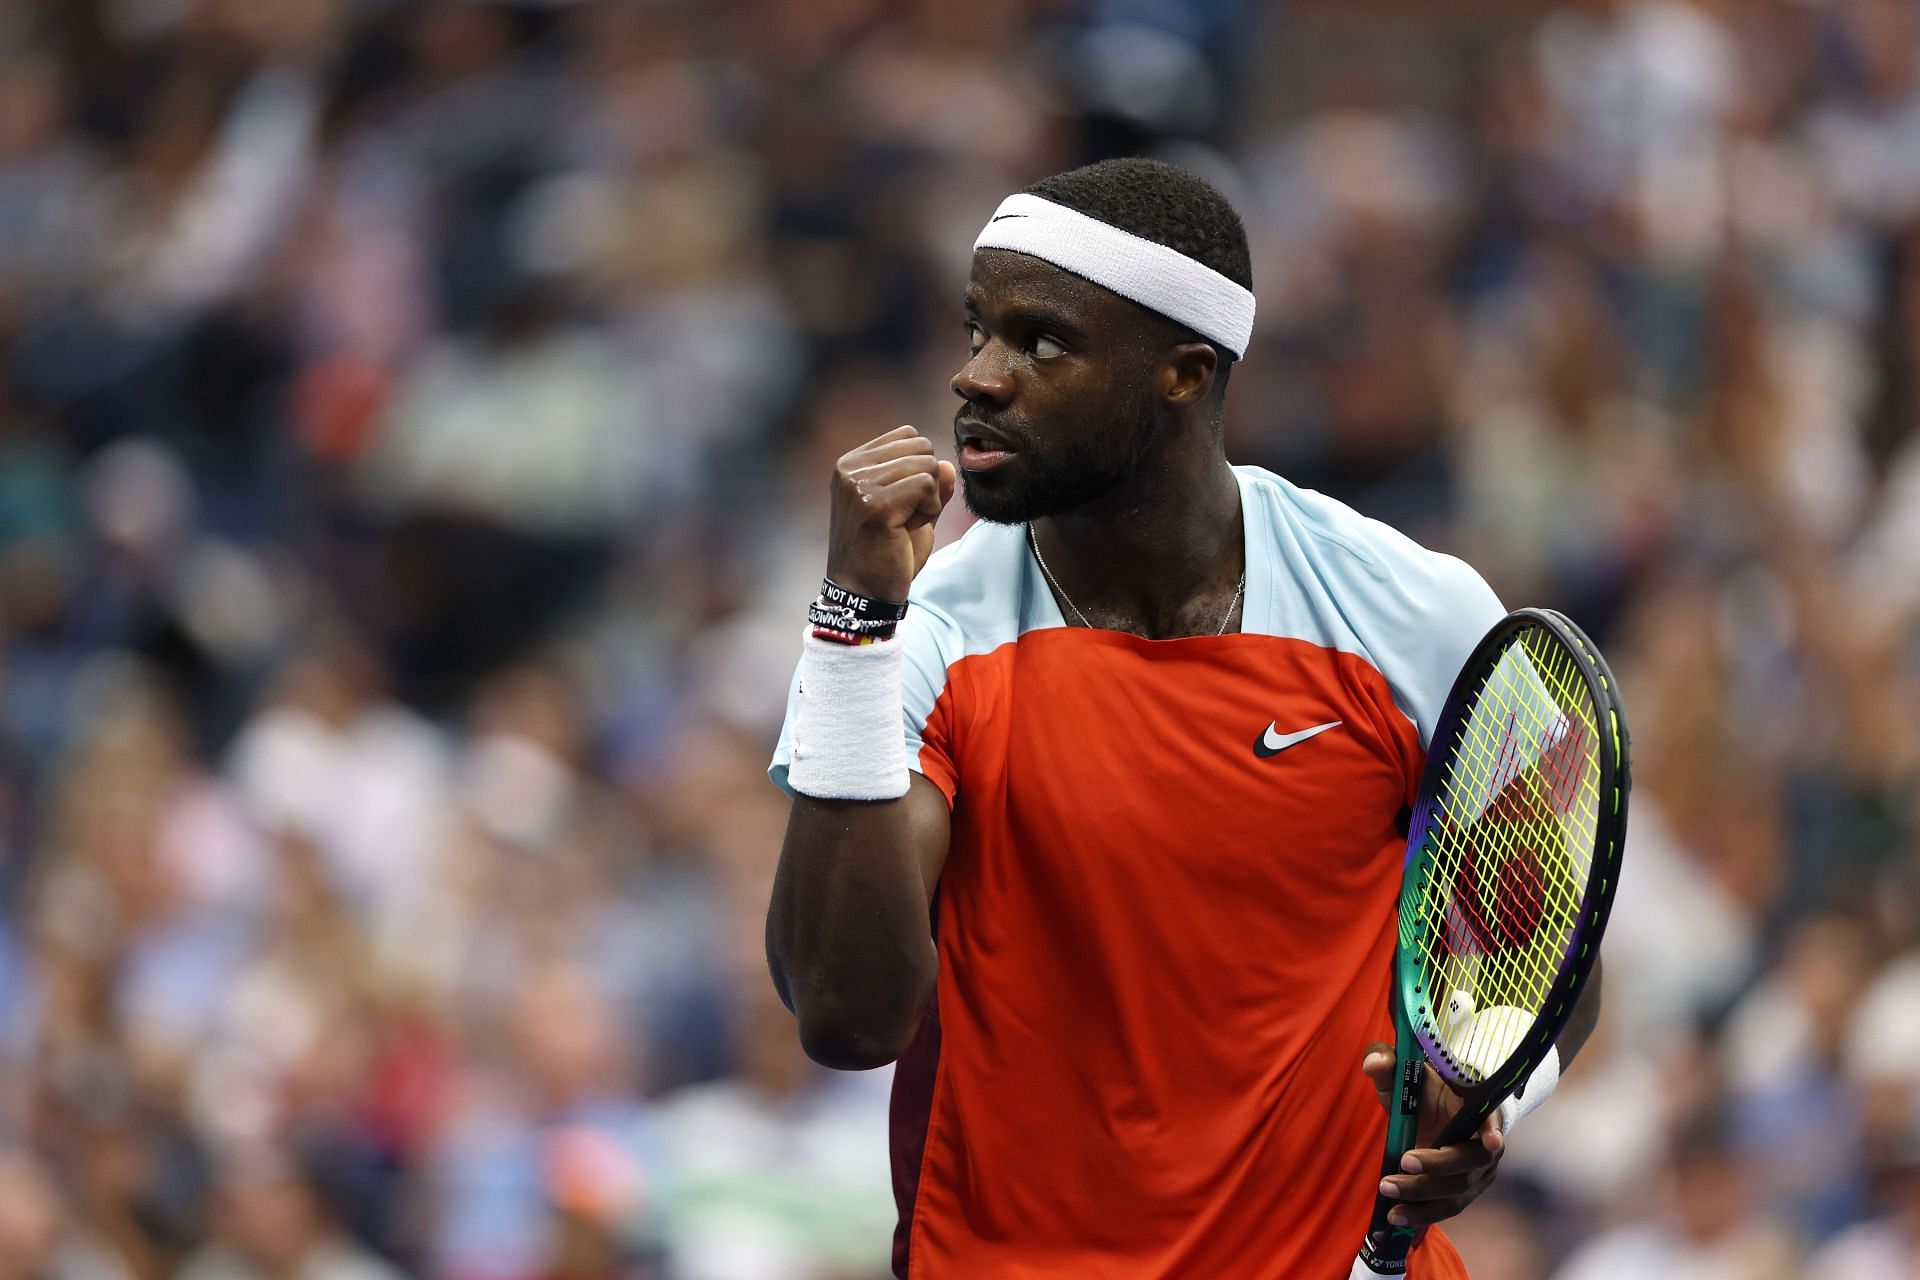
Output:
top-left (1033, 335), bottom-right (1065, 359)
top-left (967, 323), bottom-right (986, 355)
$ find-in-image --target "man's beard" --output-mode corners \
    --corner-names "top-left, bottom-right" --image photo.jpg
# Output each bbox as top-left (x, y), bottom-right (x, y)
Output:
top-left (960, 400), bottom-right (1159, 525)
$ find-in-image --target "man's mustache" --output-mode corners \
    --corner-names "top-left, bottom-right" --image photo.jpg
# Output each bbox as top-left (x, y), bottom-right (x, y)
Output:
top-left (954, 413), bottom-right (1024, 452)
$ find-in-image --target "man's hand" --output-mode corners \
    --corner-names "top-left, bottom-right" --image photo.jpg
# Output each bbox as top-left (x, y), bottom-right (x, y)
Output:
top-left (827, 426), bottom-right (957, 603)
top-left (1361, 1044), bottom-right (1505, 1230)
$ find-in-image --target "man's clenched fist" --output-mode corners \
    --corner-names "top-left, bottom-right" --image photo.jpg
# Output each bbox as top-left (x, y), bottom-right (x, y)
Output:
top-left (827, 426), bottom-right (957, 603)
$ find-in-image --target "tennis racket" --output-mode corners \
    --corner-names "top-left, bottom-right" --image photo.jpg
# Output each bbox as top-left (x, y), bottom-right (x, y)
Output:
top-left (1349, 608), bottom-right (1629, 1278)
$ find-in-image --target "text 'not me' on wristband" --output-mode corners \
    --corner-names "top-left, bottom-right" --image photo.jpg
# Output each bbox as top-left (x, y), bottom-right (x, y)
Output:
top-left (811, 577), bottom-right (908, 646)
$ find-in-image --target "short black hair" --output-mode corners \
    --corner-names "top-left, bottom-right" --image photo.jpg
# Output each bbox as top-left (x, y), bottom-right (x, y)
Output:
top-left (1025, 158), bottom-right (1252, 292)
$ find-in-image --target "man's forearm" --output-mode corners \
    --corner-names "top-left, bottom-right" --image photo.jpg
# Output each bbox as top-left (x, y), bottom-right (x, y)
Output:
top-left (767, 782), bottom-right (949, 1069)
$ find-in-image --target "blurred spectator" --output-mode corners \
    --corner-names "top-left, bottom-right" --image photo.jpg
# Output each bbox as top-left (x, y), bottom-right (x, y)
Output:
top-left (0, 1143), bottom-right (132, 1280)
top-left (177, 1145), bottom-right (404, 1280)
top-left (1843, 948), bottom-right (1920, 1146)
top-left (427, 962), bottom-right (667, 1280)
top-left (1554, 1110), bottom-right (1801, 1280)
top-left (1722, 914), bottom-right (1875, 1239)
top-left (225, 629), bottom-right (449, 949)
top-left (657, 983), bottom-right (893, 1280)
top-left (1444, 1191), bottom-right (1552, 1280)
top-left (1804, 1109), bottom-right (1920, 1279)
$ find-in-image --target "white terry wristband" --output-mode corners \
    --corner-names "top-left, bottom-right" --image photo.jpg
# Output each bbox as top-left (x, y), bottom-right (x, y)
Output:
top-left (1497, 1045), bottom-right (1560, 1135)
top-left (788, 629), bottom-right (911, 801)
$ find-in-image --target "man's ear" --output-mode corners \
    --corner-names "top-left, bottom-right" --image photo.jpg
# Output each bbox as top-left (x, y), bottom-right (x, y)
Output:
top-left (1159, 341), bottom-right (1219, 408)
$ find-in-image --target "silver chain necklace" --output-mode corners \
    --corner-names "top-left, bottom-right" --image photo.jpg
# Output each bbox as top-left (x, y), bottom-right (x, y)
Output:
top-left (1027, 523), bottom-right (1244, 637)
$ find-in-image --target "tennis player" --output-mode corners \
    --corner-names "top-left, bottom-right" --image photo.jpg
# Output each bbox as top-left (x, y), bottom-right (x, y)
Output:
top-left (767, 158), bottom-right (1601, 1279)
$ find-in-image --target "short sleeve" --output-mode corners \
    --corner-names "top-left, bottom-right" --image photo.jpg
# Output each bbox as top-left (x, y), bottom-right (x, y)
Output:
top-left (769, 603), bottom-right (963, 807)
top-left (1349, 548), bottom-right (1506, 751)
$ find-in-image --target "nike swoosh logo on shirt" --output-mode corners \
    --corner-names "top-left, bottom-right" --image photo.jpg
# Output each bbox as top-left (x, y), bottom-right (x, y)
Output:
top-left (988, 213), bottom-right (1028, 222)
top-left (1253, 720), bottom-right (1343, 758)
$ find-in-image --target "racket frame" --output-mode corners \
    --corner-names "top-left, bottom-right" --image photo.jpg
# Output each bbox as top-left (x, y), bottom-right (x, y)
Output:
top-left (1354, 607), bottom-right (1630, 1276)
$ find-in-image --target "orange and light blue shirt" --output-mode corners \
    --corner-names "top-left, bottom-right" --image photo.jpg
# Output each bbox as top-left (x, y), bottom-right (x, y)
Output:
top-left (771, 466), bottom-right (1503, 1279)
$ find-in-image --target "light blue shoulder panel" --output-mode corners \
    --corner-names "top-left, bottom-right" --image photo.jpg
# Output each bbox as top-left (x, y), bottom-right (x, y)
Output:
top-left (1234, 466), bottom-right (1505, 749)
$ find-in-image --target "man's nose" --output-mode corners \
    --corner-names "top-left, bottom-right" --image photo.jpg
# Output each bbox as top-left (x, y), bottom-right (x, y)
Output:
top-left (952, 348), bottom-right (1013, 408)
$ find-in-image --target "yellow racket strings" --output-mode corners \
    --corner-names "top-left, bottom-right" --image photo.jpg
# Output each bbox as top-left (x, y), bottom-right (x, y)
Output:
top-left (1408, 627), bottom-right (1602, 1083)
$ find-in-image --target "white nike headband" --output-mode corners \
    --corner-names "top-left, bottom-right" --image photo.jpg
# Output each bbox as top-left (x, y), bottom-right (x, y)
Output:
top-left (973, 193), bottom-right (1256, 359)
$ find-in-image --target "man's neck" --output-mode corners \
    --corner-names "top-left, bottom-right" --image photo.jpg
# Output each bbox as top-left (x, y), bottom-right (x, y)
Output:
top-left (1031, 447), bottom-right (1244, 638)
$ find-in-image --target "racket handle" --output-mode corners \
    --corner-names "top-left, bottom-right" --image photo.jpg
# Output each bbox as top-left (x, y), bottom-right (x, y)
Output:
top-left (1353, 1051), bottom-right (1427, 1276)
top-left (1351, 1217), bottom-right (1417, 1278)
top-left (1351, 1094), bottom-right (1498, 1278)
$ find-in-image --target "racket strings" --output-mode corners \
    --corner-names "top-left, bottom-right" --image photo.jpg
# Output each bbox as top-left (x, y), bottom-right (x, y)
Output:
top-left (1411, 627), bottom-right (1602, 1084)
top-left (1437, 637), bottom-right (1597, 1061)
top-left (1444, 640), bottom-right (1598, 1032)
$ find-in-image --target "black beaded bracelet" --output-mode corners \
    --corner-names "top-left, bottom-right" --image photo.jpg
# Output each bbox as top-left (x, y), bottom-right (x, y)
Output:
top-left (808, 600), bottom-right (898, 636)
top-left (809, 579), bottom-right (907, 645)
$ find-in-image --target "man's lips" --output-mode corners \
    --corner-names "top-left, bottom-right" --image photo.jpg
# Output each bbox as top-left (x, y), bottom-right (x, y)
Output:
top-left (956, 419), bottom-right (1019, 471)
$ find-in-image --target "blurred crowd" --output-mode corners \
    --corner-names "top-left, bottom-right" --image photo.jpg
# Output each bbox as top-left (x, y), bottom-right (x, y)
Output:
top-left (0, 0), bottom-right (1916, 1277)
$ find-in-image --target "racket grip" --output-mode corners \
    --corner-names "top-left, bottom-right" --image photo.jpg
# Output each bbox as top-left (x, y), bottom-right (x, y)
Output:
top-left (1352, 1051), bottom-right (1426, 1277)
top-left (1351, 1215), bottom-right (1417, 1279)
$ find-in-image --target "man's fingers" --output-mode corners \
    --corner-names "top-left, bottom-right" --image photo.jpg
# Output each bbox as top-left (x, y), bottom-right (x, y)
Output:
top-left (1480, 1111), bottom-right (1505, 1154)
top-left (846, 437), bottom-right (937, 472)
top-left (1360, 1044), bottom-right (1395, 1108)
top-left (850, 456), bottom-right (941, 492)
top-left (1376, 1110), bottom-right (1507, 1228)
top-left (906, 461), bottom-right (953, 528)
top-left (878, 472), bottom-right (940, 510)
top-left (1400, 1137), bottom-right (1498, 1177)
top-left (1378, 1170), bottom-right (1479, 1204)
